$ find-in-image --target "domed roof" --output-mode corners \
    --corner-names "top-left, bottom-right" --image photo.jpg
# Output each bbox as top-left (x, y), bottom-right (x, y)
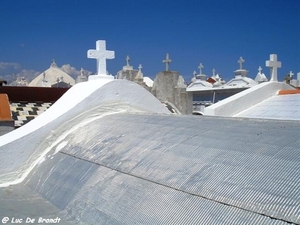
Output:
top-left (28, 61), bottom-right (75, 87)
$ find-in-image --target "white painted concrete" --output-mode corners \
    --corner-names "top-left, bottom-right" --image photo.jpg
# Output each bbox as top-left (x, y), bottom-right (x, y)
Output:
top-left (235, 94), bottom-right (300, 120)
top-left (204, 82), bottom-right (295, 117)
top-left (0, 79), bottom-right (113, 147)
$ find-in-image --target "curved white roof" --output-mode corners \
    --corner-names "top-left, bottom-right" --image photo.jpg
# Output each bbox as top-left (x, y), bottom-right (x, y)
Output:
top-left (28, 61), bottom-right (75, 87)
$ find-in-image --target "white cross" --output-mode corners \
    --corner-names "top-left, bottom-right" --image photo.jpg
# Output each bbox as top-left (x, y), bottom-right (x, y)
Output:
top-left (212, 68), bottom-right (216, 76)
top-left (87, 40), bottom-right (115, 75)
top-left (126, 55), bottom-right (130, 66)
top-left (138, 64), bottom-right (142, 72)
top-left (163, 53), bottom-right (172, 71)
top-left (238, 57), bottom-right (245, 70)
top-left (258, 66), bottom-right (262, 74)
top-left (289, 71), bottom-right (294, 78)
top-left (266, 54), bottom-right (281, 82)
top-left (198, 63), bottom-right (204, 75)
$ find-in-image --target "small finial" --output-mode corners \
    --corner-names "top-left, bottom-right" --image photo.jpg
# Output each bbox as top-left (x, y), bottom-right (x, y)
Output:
top-left (193, 71), bottom-right (197, 77)
top-left (258, 66), bottom-right (262, 74)
top-left (80, 68), bottom-right (85, 76)
top-left (50, 59), bottom-right (57, 67)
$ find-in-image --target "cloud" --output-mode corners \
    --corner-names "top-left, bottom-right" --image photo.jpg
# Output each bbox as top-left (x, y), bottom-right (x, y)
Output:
top-left (0, 62), bottom-right (21, 70)
top-left (60, 64), bottom-right (92, 79)
top-left (17, 69), bottom-right (40, 80)
top-left (60, 64), bottom-right (80, 78)
top-left (0, 62), bottom-right (92, 84)
top-left (1, 69), bottom-right (40, 84)
top-left (0, 62), bottom-right (40, 84)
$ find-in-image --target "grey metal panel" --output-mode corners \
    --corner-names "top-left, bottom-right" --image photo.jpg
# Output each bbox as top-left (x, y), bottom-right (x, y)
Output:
top-left (25, 153), bottom-right (98, 210)
top-left (17, 152), bottom-right (289, 224)
top-left (54, 113), bottom-right (299, 224)
top-left (0, 112), bottom-right (299, 224)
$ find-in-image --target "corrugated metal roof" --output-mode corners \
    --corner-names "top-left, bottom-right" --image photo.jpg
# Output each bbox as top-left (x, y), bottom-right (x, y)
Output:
top-left (0, 113), bottom-right (299, 224)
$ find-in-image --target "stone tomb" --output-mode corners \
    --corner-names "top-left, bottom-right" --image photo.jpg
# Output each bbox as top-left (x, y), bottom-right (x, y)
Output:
top-left (152, 53), bottom-right (192, 114)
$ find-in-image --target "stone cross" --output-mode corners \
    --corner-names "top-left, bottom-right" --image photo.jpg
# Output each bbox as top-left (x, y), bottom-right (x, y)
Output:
top-left (238, 57), bottom-right (245, 70)
top-left (289, 71), bottom-right (294, 78)
top-left (198, 63), bottom-right (204, 75)
top-left (138, 64), bottom-right (142, 72)
top-left (163, 53), bottom-right (172, 71)
top-left (266, 54), bottom-right (281, 82)
top-left (87, 40), bottom-right (115, 75)
top-left (126, 55), bottom-right (130, 66)
top-left (258, 66), bottom-right (262, 74)
top-left (212, 68), bottom-right (216, 76)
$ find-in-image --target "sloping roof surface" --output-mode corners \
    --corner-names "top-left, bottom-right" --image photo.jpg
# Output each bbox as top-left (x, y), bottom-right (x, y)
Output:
top-left (235, 94), bottom-right (300, 120)
top-left (0, 113), bottom-right (299, 224)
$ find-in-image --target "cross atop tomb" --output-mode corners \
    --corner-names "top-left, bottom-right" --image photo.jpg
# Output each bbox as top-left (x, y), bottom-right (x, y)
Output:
top-left (87, 40), bottom-right (115, 75)
top-left (138, 64), bottom-right (142, 72)
top-left (289, 71), bottom-right (294, 78)
top-left (163, 53), bottom-right (172, 71)
top-left (135, 64), bottom-right (144, 81)
top-left (238, 57), bottom-right (245, 70)
top-left (198, 63), bottom-right (204, 75)
top-left (212, 68), bottom-right (216, 76)
top-left (258, 66), bottom-right (262, 74)
top-left (126, 55), bottom-right (130, 66)
top-left (266, 54), bottom-right (281, 82)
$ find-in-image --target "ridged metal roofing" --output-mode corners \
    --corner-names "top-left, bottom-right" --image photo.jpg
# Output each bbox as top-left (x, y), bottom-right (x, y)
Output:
top-left (0, 112), bottom-right (299, 224)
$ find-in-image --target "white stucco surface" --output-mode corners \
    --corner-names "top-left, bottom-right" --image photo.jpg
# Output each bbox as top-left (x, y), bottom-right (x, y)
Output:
top-left (234, 94), bottom-right (300, 120)
top-left (204, 82), bottom-right (295, 117)
top-left (0, 79), bottom-right (113, 147)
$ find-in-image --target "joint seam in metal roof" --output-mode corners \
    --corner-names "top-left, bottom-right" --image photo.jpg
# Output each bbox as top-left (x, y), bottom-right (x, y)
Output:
top-left (60, 151), bottom-right (296, 224)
